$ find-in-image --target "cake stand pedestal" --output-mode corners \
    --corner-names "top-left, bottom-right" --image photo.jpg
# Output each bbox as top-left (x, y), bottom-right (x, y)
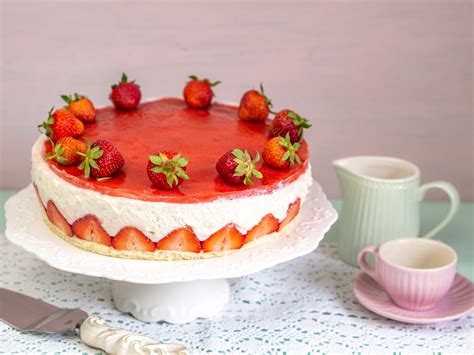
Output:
top-left (111, 279), bottom-right (230, 323)
top-left (5, 183), bottom-right (337, 324)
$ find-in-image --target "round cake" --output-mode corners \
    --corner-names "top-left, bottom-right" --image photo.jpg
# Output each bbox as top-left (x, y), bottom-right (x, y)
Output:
top-left (32, 79), bottom-right (313, 260)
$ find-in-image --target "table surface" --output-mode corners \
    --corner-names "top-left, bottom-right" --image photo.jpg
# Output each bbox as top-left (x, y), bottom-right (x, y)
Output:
top-left (1, 189), bottom-right (473, 353)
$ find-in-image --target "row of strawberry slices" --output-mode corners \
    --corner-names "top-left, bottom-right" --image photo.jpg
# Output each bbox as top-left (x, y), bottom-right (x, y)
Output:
top-left (39, 73), bottom-right (311, 189)
top-left (38, 189), bottom-right (300, 253)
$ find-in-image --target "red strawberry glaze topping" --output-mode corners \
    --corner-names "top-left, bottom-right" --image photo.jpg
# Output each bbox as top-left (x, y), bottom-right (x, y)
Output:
top-left (43, 98), bottom-right (309, 203)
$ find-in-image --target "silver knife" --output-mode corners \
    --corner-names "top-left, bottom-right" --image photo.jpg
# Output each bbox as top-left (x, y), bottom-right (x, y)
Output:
top-left (0, 288), bottom-right (190, 354)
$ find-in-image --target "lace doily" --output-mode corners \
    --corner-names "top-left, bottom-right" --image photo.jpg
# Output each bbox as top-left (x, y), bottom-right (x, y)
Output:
top-left (0, 234), bottom-right (472, 353)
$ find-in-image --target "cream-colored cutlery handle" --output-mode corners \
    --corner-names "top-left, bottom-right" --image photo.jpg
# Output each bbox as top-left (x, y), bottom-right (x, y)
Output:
top-left (79, 316), bottom-right (190, 355)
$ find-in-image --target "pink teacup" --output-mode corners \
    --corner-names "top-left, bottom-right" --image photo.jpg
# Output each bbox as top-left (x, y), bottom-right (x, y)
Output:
top-left (357, 238), bottom-right (457, 311)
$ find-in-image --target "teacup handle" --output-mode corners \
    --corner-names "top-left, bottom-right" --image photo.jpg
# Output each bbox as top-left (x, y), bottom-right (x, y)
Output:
top-left (357, 245), bottom-right (379, 281)
top-left (418, 181), bottom-right (460, 239)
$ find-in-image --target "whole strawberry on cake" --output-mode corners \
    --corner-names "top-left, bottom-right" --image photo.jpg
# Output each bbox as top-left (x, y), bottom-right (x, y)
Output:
top-left (32, 74), bottom-right (313, 260)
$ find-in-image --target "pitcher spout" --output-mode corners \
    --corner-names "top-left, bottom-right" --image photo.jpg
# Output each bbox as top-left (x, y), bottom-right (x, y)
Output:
top-left (333, 156), bottom-right (419, 183)
top-left (333, 157), bottom-right (356, 183)
top-left (332, 158), bottom-right (350, 173)
top-left (333, 158), bottom-right (355, 192)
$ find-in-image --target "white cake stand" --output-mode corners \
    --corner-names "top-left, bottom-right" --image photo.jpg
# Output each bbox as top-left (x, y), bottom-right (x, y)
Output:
top-left (5, 183), bottom-right (337, 324)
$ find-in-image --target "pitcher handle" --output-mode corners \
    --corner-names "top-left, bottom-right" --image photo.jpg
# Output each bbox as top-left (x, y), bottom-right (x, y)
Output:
top-left (418, 181), bottom-right (460, 239)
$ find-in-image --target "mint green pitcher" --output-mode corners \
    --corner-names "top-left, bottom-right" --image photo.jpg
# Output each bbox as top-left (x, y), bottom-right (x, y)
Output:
top-left (333, 156), bottom-right (459, 266)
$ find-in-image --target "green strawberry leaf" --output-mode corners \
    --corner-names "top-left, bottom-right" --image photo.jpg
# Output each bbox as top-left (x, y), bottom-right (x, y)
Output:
top-left (61, 95), bottom-right (73, 104)
top-left (46, 140), bottom-right (67, 164)
top-left (176, 170), bottom-right (190, 180)
top-left (244, 175), bottom-right (254, 185)
top-left (113, 73), bottom-right (138, 88)
top-left (89, 159), bottom-right (99, 169)
top-left (148, 152), bottom-right (191, 188)
top-left (149, 155), bottom-right (163, 165)
top-left (207, 80), bottom-right (221, 87)
top-left (177, 157), bottom-right (189, 167)
top-left (252, 169), bottom-right (263, 179)
top-left (259, 83), bottom-right (273, 109)
top-left (77, 138), bottom-right (103, 178)
top-left (189, 75), bottom-right (220, 87)
top-left (287, 111), bottom-right (311, 140)
top-left (230, 148), bottom-right (263, 185)
top-left (277, 133), bottom-right (302, 167)
top-left (252, 152), bottom-right (261, 164)
top-left (231, 149), bottom-right (245, 160)
top-left (84, 163), bottom-right (91, 178)
top-left (38, 107), bottom-right (55, 138)
top-left (56, 156), bottom-right (68, 165)
top-left (166, 174), bottom-right (175, 187)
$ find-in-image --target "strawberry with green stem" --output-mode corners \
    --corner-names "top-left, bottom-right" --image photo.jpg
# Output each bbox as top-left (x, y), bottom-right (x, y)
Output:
top-left (46, 140), bottom-right (69, 165)
top-left (38, 107), bottom-right (84, 142)
top-left (238, 83), bottom-right (273, 122)
top-left (46, 137), bottom-right (87, 166)
top-left (77, 139), bottom-right (124, 179)
top-left (183, 75), bottom-right (220, 109)
top-left (147, 151), bottom-right (190, 190)
top-left (61, 93), bottom-right (96, 122)
top-left (109, 73), bottom-right (142, 110)
top-left (216, 149), bottom-right (263, 185)
top-left (263, 132), bottom-right (302, 169)
top-left (269, 109), bottom-right (311, 143)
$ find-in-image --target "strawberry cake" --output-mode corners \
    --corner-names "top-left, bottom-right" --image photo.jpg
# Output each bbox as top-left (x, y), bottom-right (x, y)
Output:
top-left (32, 75), bottom-right (313, 260)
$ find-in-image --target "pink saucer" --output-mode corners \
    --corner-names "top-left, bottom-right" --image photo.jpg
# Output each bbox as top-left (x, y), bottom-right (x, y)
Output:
top-left (353, 273), bottom-right (474, 324)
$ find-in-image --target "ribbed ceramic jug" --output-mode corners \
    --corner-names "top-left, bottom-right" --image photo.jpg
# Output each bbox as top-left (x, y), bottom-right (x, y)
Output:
top-left (333, 156), bottom-right (459, 266)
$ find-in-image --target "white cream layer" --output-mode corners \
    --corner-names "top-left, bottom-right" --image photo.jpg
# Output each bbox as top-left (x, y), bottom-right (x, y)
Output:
top-left (31, 136), bottom-right (313, 242)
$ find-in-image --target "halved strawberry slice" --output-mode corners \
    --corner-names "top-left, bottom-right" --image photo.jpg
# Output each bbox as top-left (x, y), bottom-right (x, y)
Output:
top-left (112, 227), bottom-right (156, 252)
top-left (244, 214), bottom-right (279, 244)
top-left (46, 200), bottom-right (73, 237)
top-left (72, 215), bottom-right (112, 246)
top-left (156, 227), bottom-right (201, 253)
top-left (202, 225), bottom-right (244, 252)
top-left (278, 198), bottom-right (301, 231)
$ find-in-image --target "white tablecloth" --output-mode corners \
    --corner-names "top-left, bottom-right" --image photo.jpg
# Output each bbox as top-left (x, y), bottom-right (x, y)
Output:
top-left (0, 234), bottom-right (472, 354)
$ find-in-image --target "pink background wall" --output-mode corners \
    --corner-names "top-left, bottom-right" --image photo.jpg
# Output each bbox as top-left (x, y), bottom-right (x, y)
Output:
top-left (1, 1), bottom-right (472, 200)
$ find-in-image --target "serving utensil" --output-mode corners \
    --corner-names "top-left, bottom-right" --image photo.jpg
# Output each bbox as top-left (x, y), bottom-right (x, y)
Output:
top-left (0, 288), bottom-right (189, 354)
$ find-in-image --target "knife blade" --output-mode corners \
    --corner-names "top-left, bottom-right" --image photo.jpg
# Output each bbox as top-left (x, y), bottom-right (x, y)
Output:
top-left (0, 288), bottom-right (88, 333)
top-left (0, 288), bottom-right (190, 354)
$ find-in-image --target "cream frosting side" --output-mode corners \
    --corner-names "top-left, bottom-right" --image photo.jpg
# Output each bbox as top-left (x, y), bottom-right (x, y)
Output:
top-left (31, 136), bottom-right (313, 242)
